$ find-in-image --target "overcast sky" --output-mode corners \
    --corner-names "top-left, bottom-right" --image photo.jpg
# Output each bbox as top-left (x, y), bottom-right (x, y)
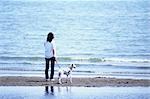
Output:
top-left (11, 0), bottom-right (146, 1)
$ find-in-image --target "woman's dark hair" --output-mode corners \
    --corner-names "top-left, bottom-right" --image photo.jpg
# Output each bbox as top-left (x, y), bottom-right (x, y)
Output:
top-left (47, 32), bottom-right (54, 42)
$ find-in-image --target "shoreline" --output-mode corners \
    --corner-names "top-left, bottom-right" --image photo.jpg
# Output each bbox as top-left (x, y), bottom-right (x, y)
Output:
top-left (0, 76), bottom-right (150, 87)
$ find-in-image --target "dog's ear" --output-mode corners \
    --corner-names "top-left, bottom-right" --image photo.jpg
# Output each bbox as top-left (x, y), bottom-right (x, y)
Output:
top-left (70, 64), bottom-right (73, 67)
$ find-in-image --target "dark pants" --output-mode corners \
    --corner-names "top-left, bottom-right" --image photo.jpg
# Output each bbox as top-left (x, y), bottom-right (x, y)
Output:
top-left (45, 57), bottom-right (55, 79)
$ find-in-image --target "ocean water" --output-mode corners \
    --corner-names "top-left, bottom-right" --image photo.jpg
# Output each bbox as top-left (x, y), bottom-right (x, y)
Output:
top-left (0, 86), bottom-right (150, 99)
top-left (0, 0), bottom-right (150, 79)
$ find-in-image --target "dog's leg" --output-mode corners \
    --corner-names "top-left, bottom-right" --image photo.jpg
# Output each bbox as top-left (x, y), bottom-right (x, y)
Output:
top-left (69, 74), bottom-right (72, 83)
top-left (58, 72), bottom-right (62, 84)
top-left (66, 75), bottom-right (69, 83)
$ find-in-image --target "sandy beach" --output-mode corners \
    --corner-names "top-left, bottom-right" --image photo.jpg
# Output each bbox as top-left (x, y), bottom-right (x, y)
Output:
top-left (0, 76), bottom-right (149, 87)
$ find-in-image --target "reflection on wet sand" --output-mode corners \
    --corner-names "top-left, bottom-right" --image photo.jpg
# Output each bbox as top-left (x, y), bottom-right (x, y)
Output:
top-left (58, 86), bottom-right (72, 93)
top-left (0, 86), bottom-right (149, 99)
top-left (45, 86), bottom-right (54, 95)
top-left (45, 86), bottom-right (72, 96)
top-left (43, 86), bottom-right (149, 99)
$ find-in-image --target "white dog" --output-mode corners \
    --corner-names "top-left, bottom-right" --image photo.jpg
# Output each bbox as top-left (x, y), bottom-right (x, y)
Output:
top-left (58, 64), bottom-right (76, 84)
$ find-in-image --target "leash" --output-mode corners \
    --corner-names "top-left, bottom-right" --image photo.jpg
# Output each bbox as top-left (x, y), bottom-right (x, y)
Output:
top-left (56, 61), bottom-right (61, 69)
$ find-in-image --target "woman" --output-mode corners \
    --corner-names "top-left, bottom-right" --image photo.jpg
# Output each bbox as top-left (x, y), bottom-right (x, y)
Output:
top-left (44, 32), bottom-right (56, 81)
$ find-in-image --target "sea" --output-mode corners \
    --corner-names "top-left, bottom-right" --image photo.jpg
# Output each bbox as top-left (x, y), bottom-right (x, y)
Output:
top-left (0, 0), bottom-right (150, 79)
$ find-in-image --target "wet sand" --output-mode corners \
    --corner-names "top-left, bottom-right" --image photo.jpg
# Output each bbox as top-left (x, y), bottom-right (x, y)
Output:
top-left (0, 76), bottom-right (149, 87)
top-left (0, 86), bottom-right (150, 99)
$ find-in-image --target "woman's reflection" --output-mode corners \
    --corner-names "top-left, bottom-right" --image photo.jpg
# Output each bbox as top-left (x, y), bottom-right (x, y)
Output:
top-left (45, 86), bottom-right (54, 95)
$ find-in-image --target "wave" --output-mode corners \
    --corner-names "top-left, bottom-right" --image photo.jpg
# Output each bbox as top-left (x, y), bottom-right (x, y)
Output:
top-left (103, 58), bottom-right (150, 63)
top-left (0, 56), bottom-right (44, 61)
top-left (58, 57), bottom-right (150, 63)
top-left (0, 56), bottom-right (150, 64)
top-left (0, 67), bottom-right (95, 73)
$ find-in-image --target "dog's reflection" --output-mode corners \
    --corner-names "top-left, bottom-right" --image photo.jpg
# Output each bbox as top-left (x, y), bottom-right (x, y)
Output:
top-left (45, 86), bottom-right (72, 96)
top-left (58, 86), bottom-right (72, 93)
top-left (45, 86), bottom-right (54, 95)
